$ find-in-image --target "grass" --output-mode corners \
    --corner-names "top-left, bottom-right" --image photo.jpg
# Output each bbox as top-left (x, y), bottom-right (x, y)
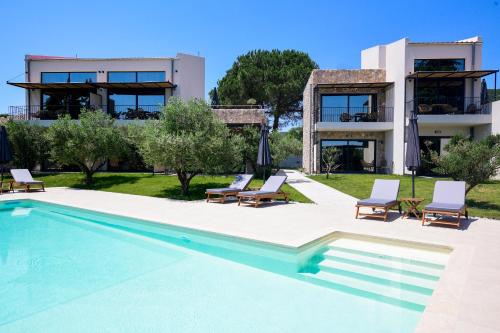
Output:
top-left (2, 172), bottom-right (312, 203)
top-left (310, 174), bottom-right (500, 219)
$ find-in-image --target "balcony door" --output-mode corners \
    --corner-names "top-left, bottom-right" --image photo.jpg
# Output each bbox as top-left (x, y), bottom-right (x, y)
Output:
top-left (320, 139), bottom-right (377, 173)
top-left (414, 79), bottom-right (465, 114)
top-left (321, 94), bottom-right (376, 122)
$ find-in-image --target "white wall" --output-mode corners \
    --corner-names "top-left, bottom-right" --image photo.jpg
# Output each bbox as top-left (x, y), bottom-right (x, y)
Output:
top-left (491, 100), bottom-right (500, 135)
top-left (172, 53), bottom-right (205, 100)
top-left (384, 38), bottom-right (408, 174)
top-left (26, 54), bottom-right (205, 106)
top-left (361, 45), bottom-right (386, 69)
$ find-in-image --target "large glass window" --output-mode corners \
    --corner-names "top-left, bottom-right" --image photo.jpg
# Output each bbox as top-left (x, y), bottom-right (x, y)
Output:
top-left (321, 140), bottom-right (376, 173)
top-left (108, 88), bottom-right (165, 119)
top-left (108, 71), bottom-right (165, 83)
top-left (414, 59), bottom-right (465, 72)
top-left (41, 89), bottom-right (91, 119)
top-left (321, 94), bottom-right (376, 122)
top-left (415, 79), bottom-right (465, 114)
top-left (41, 72), bottom-right (96, 83)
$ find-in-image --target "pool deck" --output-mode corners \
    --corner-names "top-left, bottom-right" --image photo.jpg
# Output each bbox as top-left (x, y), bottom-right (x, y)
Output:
top-left (1, 178), bottom-right (500, 332)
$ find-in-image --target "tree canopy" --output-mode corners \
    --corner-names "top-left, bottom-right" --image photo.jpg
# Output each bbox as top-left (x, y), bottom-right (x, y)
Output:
top-left (139, 97), bottom-right (242, 195)
top-left (46, 109), bottom-right (126, 184)
top-left (6, 120), bottom-right (49, 171)
top-left (215, 49), bottom-right (318, 129)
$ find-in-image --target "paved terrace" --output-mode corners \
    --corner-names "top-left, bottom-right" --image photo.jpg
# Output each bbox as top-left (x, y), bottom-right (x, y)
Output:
top-left (1, 171), bottom-right (499, 333)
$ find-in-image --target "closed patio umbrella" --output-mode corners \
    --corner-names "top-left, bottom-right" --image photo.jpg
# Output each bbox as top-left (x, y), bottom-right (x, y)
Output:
top-left (0, 125), bottom-right (13, 182)
top-left (481, 79), bottom-right (489, 105)
top-left (405, 110), bottom-right (420, 198)
top-left (405, 109), bottom-right (421, 198)
top-left (257, 123), bottom-right (272, 180)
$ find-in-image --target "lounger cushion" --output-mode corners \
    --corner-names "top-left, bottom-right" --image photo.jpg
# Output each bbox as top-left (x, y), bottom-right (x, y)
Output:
top-left (432, 181), bottom-right (465, 206)
top-left (16, 180), bottom-right (44, 185)
top-left (357, 198), bottom-right (397, 207)
top-left (229, 174), bottom-right (253, 190)
top-left (260, 176), bottom-right (287, 193)
top-left (370, 179), bottom-right (400, 201)
top-left (425, 202), bottom-right (465, 213)
top-left (206, 188), bottom-right (238, 194)
top-left (238, 190), bottom-right (275, 196)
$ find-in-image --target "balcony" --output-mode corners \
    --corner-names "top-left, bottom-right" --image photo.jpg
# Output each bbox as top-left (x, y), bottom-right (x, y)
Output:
top-left (8, 105), bottom-right (163, 121)
top-left (316, 106), bottom-right (394, 132)
top-left (405, 97), bottom-right (494, 126)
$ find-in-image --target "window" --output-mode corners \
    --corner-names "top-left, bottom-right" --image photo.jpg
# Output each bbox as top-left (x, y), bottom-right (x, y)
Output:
top-left (320, 140), bottom-right (376, 173)
top-left (108, 71), bottom-right (165, 83)
top-left (415, 79), bottom-right (465, 114)
top-left (108, 88), bottom-right (165, 119)
top-left (41, 89), bottom-right (92, 119)
top-left (414, 59), bottom-right (465, 72)
top-left (321, 94), bottom-right (376, 122)
top-left (41, 72), bottom-right (96, 83)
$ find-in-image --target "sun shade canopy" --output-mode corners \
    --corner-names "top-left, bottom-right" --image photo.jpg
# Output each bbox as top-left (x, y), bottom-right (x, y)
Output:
top-left (7, 81), bottom-right (176, 89)
top-left (406, 70), bottom-right (498, 79)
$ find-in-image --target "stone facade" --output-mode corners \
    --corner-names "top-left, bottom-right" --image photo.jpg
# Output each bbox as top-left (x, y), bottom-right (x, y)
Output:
top-left (302, 69), bottom-right (391, 174)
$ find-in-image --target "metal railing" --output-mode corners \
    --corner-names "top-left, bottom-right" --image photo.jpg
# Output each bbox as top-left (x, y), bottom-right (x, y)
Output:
top-left (320, 106), bottom-right (394, 122)
top-left (405, 96), bottom-right (492, 116)
top-left (8, 105), bottom-right (163, 120)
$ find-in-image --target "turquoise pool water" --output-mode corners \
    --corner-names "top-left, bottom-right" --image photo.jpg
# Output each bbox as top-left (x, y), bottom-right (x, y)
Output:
top-left (0, 200), bottom-right (439, 332)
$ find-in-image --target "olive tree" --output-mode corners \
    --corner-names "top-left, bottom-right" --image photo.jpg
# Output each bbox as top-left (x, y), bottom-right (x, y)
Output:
top-left (46, 109), bottom-right (126, 184)
top-left (5, 120), bottom-right (50, 171)
top-left (321, 147), bottom-right (341, 178)
top-left (139, 97), bottom-right (242, 196)
top-left (433, 134), bottom-right (500, 195)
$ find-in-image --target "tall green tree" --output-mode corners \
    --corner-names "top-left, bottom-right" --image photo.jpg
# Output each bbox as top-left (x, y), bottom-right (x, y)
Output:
top-left (216, 50), bottom-right (318, 129)
top-left (46, 109), bottom-right (127, 184)
top-left (139, 97), bottom-right (242, 196)
top-left (433, 134), bottom-right (500, 195)
top-left (5, 121), bottom-right (50, 171)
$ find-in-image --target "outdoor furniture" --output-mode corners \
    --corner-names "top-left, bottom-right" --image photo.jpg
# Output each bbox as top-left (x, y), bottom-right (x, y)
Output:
top-left (418, 104), bottom-right (432, 114)
top-left (237, 175), bottom-right (289, 208)
top-left (9, 169), bottom-right (45, 192)
top-left (422, 181), bottom-right (468, 229)
top-left (355, 179), bottom-right (401, 222)
top-left (400, 197), bottom-right (424, 219)
top-left (340, 113), bottom-right (352, 122)
top-left (205, 174), bottom-right (253, 203)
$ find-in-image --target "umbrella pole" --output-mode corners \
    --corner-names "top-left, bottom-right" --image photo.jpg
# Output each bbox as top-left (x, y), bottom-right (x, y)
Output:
top-left (411, 169), bottom-right (415, 198)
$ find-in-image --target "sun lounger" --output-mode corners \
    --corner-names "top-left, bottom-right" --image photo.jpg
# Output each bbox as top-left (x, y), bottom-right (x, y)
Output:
top-left (355, 179), bottom-right (401, 222)
top-left (237, 175), bottom-right (288, 207)
top-left (9, 169), bottom-right (45, 192)
top-left (205, 174), bottom-right (254, 203)
top-left (422, 181), bottom-right (468, 228)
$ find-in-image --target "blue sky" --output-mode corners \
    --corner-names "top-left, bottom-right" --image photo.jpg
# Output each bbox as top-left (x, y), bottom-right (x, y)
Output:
top-left (1, 0), bottom-right (499, 116)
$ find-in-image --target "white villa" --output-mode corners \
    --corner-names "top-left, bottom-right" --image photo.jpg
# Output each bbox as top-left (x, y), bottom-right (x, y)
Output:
top-left (302, 36), bottom-right (499, 174)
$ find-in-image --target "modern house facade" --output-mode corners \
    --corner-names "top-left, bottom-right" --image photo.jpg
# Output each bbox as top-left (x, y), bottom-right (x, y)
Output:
top-left (7, 53), bottom-right (205, 121)
top-left (303, 36), bottom-right (499, 175)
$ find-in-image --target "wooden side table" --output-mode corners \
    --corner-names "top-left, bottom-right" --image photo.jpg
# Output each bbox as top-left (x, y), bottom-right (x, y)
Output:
top-left (400, 197), bottom-right (424, 219)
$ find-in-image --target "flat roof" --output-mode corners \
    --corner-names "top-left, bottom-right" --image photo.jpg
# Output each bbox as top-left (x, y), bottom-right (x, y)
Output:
top-left (406, 70), bottom-right (498, 79)
top-left (315, 82), bottom-right (393, 89)
top-left (7, 81), bottom-right (176, 89)
top-left (25, 54), bottom-right (175, 61)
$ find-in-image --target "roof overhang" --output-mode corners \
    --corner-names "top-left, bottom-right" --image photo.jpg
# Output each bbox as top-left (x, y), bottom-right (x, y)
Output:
top-left (406, 70), bottom-right (498, 79)
top-left (7, 81), bottom-right (176, 89)
top-left (315, 82), bottom-right (394, 89)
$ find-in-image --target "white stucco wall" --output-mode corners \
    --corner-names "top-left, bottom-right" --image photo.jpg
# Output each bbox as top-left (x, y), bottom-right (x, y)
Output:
top-left (361, 45), bottom-right (386, 69)
top-left (25, 54), bottom-right (205, 106)
top-left (491, 100), bottom-right (500, 135)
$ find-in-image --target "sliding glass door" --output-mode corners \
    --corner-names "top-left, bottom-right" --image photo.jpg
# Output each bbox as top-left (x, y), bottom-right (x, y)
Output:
top-left (320, 139), bottom-right (377, 173)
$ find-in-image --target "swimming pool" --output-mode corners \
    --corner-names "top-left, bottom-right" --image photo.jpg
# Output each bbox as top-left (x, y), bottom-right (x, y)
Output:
top-left (0, 199), bottom-right (449, 332)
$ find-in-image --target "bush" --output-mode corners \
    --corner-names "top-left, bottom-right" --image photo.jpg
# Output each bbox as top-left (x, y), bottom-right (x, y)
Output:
top-left (433, 134), bottom-right (500, 195)
top-left (5, 120), bottom-right (50, 171)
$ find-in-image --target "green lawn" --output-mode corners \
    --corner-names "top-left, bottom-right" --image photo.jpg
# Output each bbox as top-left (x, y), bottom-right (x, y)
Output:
top-left (4, 172), bottom-right (312, 203)
top-left (310, 174), bottom-right (500, 219)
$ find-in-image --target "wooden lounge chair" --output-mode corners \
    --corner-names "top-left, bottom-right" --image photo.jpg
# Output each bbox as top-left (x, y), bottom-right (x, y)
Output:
top-left (9, 169), bottom-right (45, 192)
top-left (237, 175), bottom-right (289, 208)
top-left (205, 174), bottom-right (253, 203)
top-left (422, 181), bottom-right (468, 229)
top-left (355, 179), bottom-right (401, 222)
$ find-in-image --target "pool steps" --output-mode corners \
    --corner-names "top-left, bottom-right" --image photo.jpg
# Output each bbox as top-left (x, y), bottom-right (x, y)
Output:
top-left (300, 240), bottom-right (446, 312)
